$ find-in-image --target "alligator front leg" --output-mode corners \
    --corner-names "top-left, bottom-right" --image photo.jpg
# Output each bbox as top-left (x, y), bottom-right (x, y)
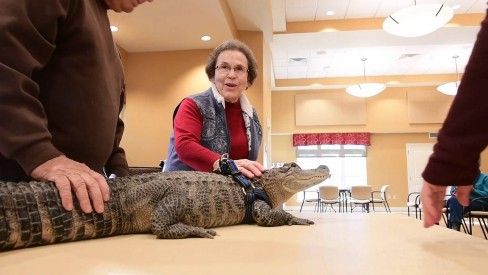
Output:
top-left (252, 200), bottom-right (314, 226)
top-left (150, 197), bottom-right (217, 239)
top-left (152, 222), bottom-right (217, 239)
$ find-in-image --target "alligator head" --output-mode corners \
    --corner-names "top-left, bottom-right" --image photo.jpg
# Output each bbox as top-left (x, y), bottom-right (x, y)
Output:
top-left (255, 163), bottom-right (330, 208)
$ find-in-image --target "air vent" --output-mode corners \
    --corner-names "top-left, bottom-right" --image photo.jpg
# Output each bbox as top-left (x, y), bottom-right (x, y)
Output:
top-left (428, 132), bottom-right (438, 139)
top-left (289, 57), bottom-right (308, 65)
top-left (398, 54), bottom-right (420, 60)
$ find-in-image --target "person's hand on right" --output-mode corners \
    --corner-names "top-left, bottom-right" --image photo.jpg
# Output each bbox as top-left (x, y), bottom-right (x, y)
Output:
top-left (30, 155), bottom-right (110, 214)
top-left (421, 181), bottom-right (472, 228)
top-left (420, 182), bottom-right (447, 228)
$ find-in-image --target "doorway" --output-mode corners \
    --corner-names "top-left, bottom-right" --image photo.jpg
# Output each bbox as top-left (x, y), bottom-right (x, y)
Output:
top-left (406, 143), bottom-right (434, 195)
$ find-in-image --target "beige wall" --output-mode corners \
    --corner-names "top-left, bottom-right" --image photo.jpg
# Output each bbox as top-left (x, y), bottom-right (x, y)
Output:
top-left (272, 86), bottom-right (452, 134)
top-left (272, 89), bottom-right (488, 207)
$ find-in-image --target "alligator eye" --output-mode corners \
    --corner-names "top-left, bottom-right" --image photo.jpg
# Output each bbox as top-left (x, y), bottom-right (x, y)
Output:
top-left (290, 163), bottom-right (300, 168)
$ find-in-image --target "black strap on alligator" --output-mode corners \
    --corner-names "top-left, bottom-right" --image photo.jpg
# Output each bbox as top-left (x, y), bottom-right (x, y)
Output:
top-left (218, 154), bottom-right (271, 224)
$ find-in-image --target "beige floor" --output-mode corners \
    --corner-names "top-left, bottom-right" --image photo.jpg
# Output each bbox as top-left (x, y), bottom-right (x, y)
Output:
top-left (390, 210), bottom-right (487, 240)
top-left (292, 206), bottom-right (488, 240)
top-left (431, 215), bottom-right (487, 240)
top-left (1, 213), bottom-right (487, 274)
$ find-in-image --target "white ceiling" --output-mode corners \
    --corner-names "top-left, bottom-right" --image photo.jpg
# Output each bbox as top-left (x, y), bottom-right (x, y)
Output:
top-left (108, 0), bottom-right (486, 90)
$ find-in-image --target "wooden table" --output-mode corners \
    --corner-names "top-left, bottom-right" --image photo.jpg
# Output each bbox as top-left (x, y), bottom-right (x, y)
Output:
top-left (0, 213), bottom-right (486, 274)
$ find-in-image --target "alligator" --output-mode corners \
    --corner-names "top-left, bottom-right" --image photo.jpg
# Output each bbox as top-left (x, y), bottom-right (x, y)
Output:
top-left (0, 162), bottom-right (329, 252)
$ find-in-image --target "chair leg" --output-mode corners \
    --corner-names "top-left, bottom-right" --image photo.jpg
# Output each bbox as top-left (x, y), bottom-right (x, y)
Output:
top-left (385, 201), bottom-right (391, 213)
top-left (461, 219), bottom-right (468, 233)
top-left (299, 200), bottom-right (305, 213)
top-left (478, 218), bottom-right (488, 240)
top-left (331, 205), bottom-right (336, 213)
top-left (468, 216), bottom-right (473, 235)
top-left (442, 210), bottom-right (449, 227)
top-left (384, 201), bottom-right (391, 213)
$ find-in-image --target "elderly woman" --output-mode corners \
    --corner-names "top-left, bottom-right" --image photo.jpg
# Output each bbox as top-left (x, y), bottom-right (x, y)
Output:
top-left (164, 39), bottom-right (264, 178)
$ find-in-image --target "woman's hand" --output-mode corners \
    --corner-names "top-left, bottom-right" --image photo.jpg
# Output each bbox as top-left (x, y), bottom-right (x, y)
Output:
top-left (233, 159), bottom-right (266, 178)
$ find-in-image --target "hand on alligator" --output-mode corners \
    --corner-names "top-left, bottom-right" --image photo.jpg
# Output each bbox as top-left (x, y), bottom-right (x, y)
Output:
top-left (233, 159), bottom-right (266, 178)
top-left (30, 155), bottom-right (110, 213)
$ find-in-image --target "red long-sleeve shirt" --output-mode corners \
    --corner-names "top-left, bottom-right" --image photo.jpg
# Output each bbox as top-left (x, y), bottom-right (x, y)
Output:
top-left (173, 98), bottom-right (248, 171)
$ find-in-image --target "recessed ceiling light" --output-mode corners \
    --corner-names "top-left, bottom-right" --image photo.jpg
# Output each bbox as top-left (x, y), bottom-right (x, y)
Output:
top-left (326, 10), bottom-right (335, 16)
top-left (110, 25), bottom-right (118, 32)
top-left (452, 5), bottom-right (461, 10)
top-left (201, 35), bottom-right (211, 41)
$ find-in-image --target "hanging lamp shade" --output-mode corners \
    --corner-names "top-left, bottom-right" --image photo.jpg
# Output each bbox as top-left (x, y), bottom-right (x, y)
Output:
top-left (346, 83), bottom-right (386, 98)
top-left (345, 58), bottom-right (385, 98)
top-left (383, 3), bottom-right (454, 37)
top-left (437, 81), bottom-right (459, 96)
top-left (437, 55), bottom-right (460, 96)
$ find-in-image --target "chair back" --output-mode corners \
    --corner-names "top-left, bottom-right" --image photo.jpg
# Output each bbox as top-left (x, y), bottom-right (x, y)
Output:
top-left (380, 185), bottom-right (389, 200)
top-left (350, 185), bottom-right (372, 200)
top-left (303, 190), bottom-right (320, 201)
top-left (319, 186), bottom-right (340, 200)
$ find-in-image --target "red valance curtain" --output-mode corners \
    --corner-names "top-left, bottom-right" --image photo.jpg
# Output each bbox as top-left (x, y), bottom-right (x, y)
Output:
top-left (293, 133), bottom-right (371, 146)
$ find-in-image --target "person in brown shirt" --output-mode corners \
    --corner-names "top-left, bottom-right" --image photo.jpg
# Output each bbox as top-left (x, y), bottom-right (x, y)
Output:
top-left (421, 9), bottom-right (488, 228)
top-left (0, 0), bottom-right (153, 214)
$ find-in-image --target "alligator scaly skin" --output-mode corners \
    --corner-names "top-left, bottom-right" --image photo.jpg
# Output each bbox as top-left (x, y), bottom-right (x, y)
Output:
top-left (0, 164), bottom-right (330, 251)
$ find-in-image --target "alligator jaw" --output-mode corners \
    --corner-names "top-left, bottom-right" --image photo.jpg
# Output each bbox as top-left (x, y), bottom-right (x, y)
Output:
top-left (260, 163), bottom-right (330, 208)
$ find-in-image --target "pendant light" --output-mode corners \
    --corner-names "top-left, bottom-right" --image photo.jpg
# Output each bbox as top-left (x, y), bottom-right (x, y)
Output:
top-left (383, 1), bottom-right (454, 37)
top-left (437, 55), bottom-right (460, 96)
top-left (345, 58), bottom-right (385, 98)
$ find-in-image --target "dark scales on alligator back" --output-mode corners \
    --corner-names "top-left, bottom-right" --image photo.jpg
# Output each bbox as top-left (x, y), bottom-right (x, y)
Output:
top-left (0, 163), bottom-right (330, 252)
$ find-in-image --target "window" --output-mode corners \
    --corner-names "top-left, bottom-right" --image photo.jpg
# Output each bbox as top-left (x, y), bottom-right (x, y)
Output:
top-left (295, 145), bottom-right (368, 202)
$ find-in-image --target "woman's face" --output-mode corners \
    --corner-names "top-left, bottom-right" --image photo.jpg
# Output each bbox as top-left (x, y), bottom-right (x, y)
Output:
top-left (104, 0), bottom-right (153, 13)
top-left (211, 50), bottom-right (249, 103)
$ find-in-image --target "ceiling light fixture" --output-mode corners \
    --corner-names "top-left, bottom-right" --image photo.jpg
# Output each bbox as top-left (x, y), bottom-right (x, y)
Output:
top-left (437, 55), bottom-right (460, 96)
top-left (383, 1), bottom-right (454, 37)
top-left (201, 35), bottom-right (212, 42)
top-left (345, 58), bottom-right (385, 98)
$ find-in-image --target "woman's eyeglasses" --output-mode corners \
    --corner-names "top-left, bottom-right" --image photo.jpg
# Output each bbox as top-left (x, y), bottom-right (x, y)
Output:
top-left (215, 64), bottom-right (248, 76)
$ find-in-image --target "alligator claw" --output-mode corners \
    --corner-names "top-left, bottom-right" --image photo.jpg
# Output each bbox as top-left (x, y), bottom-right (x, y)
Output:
top-left (288, 217), bottom-right (314, 225)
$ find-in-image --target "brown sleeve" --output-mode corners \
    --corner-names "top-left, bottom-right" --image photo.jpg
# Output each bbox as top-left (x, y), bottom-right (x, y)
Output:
top-left (104, 85), bottom-right (129, 177)
top-left (422, 13), bottom-right (488, 186)
top-left (0, 1), bottom-right (67, 174)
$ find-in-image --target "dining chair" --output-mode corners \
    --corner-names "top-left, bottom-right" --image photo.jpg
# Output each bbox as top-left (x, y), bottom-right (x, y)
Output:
top-left (465, 196), bottom-right (488, 240)
top-left (299, 190), bottom-right (321, 212)
top-left (349, 185), bottom-right (372, 213)
top-left (407, 192), bottom-right (421, 219)
top-left (318, 186), bottom-right (341, 213)
top-left (370, 184), bottom-right (391, 213)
